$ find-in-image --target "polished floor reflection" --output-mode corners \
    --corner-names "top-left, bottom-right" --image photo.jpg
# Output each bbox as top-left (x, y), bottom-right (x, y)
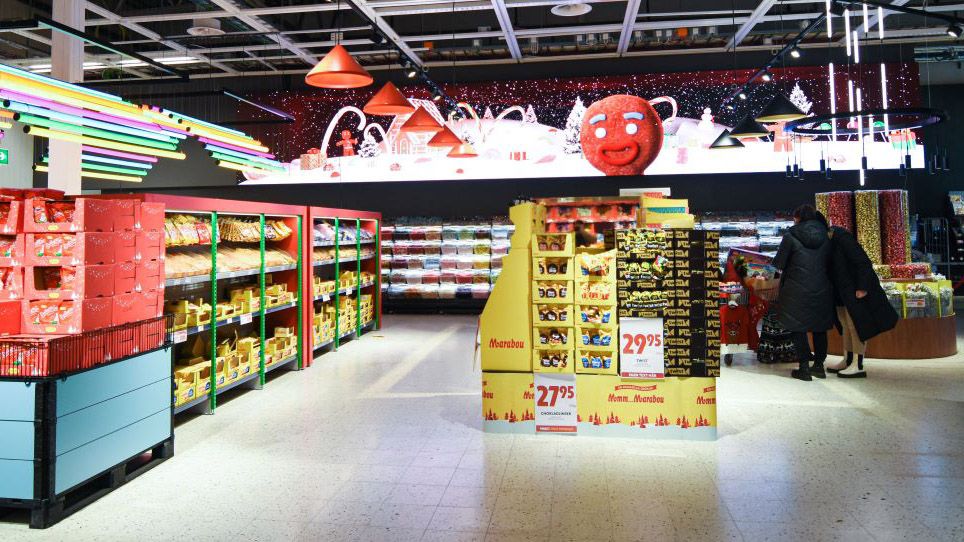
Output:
top-left (2, 314), bottom-right (963, 541)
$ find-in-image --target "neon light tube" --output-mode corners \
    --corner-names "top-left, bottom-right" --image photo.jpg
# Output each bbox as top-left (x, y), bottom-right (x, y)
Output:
top-left (0, 72), bottom-right (145, 119)
top-left (16, 113), bottom-right (179, 150)
top-left (42, 157), bottom-right (148, 176)
top-left (829, 63), bottom-right (837, 141)
top-left (216, 160), bottom-right (274, 174)
top-left (210, 152), bottom-right (284, 171)
top-left (863, 4), bottom-right (870, 31)
top-left (82, 145), bottom-right (158, 163)
top-left (164, 110), bottom-right (249, 137)
top-left (205, 144), bottom-right (282, 166)
top-left (853, 31), bottom-right (860, 63)
top-left (0, 91), bottom-right (188, 138)
top-left (848, 79), bottom-right (855, 123)
top-left (34, 165), bottom-right (142, 183)
top-left (844, 9), bottom-right (851, 56)
top-left (25, 126), bottom-right (186, 160)
top-left (878, 7), bottom-right (885, 39)
top-left (7, 101), bottom-right (180, 143)
top-left (81, 153), bottom-right (154, 169)
top-left (859, 168), bottom-right (865, 186)
top-left (825, 0), bottom-right (833, 36)
top-left (199, 138), bottom-right (275, 159)
top-left (0, 121), bottom-right (11, 130)
top-left (880, 63), bottom-right (889, 134)
top-left (0, 62), bottom-right (129, 105)
top-left (856, 87), bottom-right (863, 145)
top-left (182, 124), bottom-right (268, 151)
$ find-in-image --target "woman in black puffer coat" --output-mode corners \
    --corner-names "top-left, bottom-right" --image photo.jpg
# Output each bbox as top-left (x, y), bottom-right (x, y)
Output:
top-left (773, 204), bottom-right (835, 381)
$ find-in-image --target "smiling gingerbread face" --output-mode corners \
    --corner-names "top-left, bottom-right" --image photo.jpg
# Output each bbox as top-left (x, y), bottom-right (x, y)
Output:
top-left (580, 95), bottom-right (664, 176)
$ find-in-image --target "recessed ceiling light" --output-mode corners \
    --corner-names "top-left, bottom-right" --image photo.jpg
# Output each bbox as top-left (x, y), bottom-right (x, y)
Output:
top-left (187, 18), bottom-right (225, 37)
top-left (551, 3), bottom-right (592, 17)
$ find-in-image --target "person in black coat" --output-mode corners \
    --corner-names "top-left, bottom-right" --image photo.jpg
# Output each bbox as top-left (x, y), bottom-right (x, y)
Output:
top-left (773, 204), bottom-right (835, 381)
top-left (824, 221), bottom-right (899, 378)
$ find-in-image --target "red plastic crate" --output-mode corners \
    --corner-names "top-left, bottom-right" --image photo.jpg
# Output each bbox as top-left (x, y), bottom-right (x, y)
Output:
top-left (136, 260), bottom-right (164, 292)
top-left (137, 202), bottom-right (165, 232)
top-left (1, 266), bottom-right (23, 300)
top-left (23, 198), bottom-right (114, 233)
top-left (24, 232), bottom-right (115, 266)
top-left (0, 300), bottom-right (21, 335)
top-left (23, 298), bottom-right (113, 334)
top-left (0, 234), bottom-right (24, 266)
top-left (0, 200), bottom-right (23, 234)
top-left (114, 261), bottom-right (136, 294)
top-left (111, 199), bottom-right (137, 231)
top-left (24, 265), bottom-right (114, 300)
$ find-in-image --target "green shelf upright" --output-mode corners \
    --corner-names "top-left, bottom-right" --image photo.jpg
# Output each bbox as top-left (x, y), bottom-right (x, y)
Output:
top-left (258, 214), bottom-right (267, 387)
top-left (355, 218), bottom-right (362, 336)
top-left (208, 212), bottom-right (219, 412)
top-left (296, 215), bottom-right (304, 370)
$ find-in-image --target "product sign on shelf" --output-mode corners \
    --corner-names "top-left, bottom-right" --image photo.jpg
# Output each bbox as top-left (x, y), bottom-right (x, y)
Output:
top-left (534, 373), bottom-right (577, 434)
top-left (619, 317), bottom-right (665, 379)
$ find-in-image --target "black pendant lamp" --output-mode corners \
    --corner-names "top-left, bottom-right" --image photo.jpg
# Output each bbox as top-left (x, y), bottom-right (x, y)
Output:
top-left (754, 93), bottom-right (807, 123)
top-left (709, 129), bottom-right (745, 149)
top-left (729, 115), bottom-right (771, 138)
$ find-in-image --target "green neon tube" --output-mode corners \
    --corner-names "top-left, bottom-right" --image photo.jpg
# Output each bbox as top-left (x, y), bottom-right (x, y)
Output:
top-left (16, 113), bottom-right (178, 151)
top-left (210, 152), bottom-right (284, 171)
top-left (42, 156), bottom-right (148, 176)
top-left (6, 101), bottom-right (177, 143)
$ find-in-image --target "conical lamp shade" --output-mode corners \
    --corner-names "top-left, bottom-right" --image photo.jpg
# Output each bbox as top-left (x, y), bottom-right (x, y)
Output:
top-left (754, 93), bottom-right (807, 122)
top-left (448, 143), bottom-right (478, 157)
top-left (729, 115), bottom-right (772, 138)
top-left (427, 126), bottom-right (463, 147)
top-left (363, 82), bottom-right (414, 116)
top-left (305, 44), bottom-right (373, 89)
top-left (709, 129), bottom-right (745, 149)
top-left (399, 107), bottom-right (443, 133)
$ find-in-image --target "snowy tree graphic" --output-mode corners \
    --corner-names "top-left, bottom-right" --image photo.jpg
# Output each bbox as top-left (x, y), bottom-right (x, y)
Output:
top-left (358, 135), bottom-right (380, 158)
top-left (563, 96), bottom-right (587, 155)
top-left (523, 105), bottom-right (538, 124)
top-left (789, 82), bottom-right (813, 115)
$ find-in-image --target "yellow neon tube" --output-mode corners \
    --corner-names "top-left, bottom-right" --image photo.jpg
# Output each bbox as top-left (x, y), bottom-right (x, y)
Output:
top-left (0, 72), bottom-right (146, 120)
top-left (25, 126), bottom-right (187, 160)
top-left (181, 124), bottom-right (268, 151)
top-left (0, 121), bottom-right (12, 130)
top-left (216, 160), bottom-right (276, 174)
top-left (34, 165), bottom-right (143, 183)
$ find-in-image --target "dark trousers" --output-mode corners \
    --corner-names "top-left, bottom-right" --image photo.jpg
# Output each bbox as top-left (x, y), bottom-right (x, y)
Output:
top-left (791, 331), bottom-right (828, 370)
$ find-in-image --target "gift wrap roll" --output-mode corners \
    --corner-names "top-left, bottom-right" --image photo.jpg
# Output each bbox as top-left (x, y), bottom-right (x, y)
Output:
top-left (855, 190), bottom-right (882, 265)
top-left (901, 190), bottom-right (912, 264)
top-left (825, 191), bottom-right (854, 232)
top-left (879, 190), bottom-right (909, 266)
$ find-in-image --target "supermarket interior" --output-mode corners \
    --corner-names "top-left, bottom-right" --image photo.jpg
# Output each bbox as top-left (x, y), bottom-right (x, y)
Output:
top-left (1, 1), bottom-right (964, 541)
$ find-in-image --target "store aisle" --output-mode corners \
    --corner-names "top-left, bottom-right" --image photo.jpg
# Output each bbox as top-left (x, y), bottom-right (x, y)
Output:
top-left (3, 314), bottom-right (964, 542)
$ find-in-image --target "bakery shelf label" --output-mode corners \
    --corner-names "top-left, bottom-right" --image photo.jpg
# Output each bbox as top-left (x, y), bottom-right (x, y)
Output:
top-left (619, 317), bottom-right (665, 379)
top-left (534, 373), bottom-right (577, 434)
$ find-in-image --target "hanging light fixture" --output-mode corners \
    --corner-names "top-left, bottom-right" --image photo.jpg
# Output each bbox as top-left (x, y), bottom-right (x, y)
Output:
top-left (448, 143), bottom-right (478, 157)
top-left (305, 44), bottom-right (373, 89)
top-left (427, 126), bottom-right (463, 148)
top-left (709, 129), bottom-right (745, 149)
top-left (754, 93), bottom-right (807, 122)
top-left (729, 115), bottom-right (771, 138)
top-left (399, 107), bottom-right (443, 133)
top-left (363, 82), bottom-right (414, 116)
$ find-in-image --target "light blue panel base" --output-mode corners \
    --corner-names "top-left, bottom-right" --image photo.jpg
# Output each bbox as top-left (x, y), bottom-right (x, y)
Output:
top-left (56, 380), bottom-right (170, 456)
top-left (0, 380), bottom-right (36, 421)
top-left (577, 423), bottom-right (718, 440)
top-left (56, 348), bottom-right (171, 417)
top-left (56, 409), bottom-right (169, 494)
top-left (0, 421), bottom-right (35, 460)
top-left (0, 459), bottom-right (34, 500)
top-left (482, 420), bottom-right (535, 434)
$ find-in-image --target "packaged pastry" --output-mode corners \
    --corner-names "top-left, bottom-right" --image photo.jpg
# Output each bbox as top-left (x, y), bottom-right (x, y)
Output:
top-left (32, 199), bottom-right (51, 224)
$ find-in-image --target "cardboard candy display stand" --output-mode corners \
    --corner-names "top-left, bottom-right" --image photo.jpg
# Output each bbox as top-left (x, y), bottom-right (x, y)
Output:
top-left (480, 200), bottom-right (719, 439)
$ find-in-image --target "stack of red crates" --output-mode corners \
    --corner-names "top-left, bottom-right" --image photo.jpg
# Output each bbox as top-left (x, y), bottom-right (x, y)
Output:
top-left (0, 189), bottom-right (166, 376)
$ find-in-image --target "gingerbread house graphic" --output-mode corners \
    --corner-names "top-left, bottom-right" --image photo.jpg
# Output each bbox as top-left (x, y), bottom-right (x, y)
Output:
top-left (386, 98), bottom-right (447, 155)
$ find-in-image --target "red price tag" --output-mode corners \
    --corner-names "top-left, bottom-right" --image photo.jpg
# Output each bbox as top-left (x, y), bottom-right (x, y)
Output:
top-left (535, 384), bottom-right (576, 407)
top-left (619, 317), bottom-right (665, 379)
top-left (621, 332), bottom-right (663, 354)
top-left (534, 373), bottom-right (577, 434)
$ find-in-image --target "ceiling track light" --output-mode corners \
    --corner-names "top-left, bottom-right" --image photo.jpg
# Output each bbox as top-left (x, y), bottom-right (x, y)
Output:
top-left (790, 47), bottom-right (802, 58)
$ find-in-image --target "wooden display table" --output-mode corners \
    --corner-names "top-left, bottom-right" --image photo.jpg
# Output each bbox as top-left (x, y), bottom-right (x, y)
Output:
top-left (828, 316), bottom-right (958, 359)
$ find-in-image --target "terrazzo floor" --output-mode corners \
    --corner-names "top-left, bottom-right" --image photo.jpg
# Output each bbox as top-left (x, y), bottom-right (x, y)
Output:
top-left (2, 314), bottom-right (963, 541)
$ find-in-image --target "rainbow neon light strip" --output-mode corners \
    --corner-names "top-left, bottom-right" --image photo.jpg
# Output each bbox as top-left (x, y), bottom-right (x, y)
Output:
top-left (0, 62), bottom-right (285, 180)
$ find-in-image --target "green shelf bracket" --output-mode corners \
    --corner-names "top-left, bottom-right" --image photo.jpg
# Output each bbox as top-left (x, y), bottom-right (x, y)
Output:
top-left (209, 211), bottom-right (218, 413)
top-left (258, 214), bottom-right (267, 387)
top-left (355, 218), bottom-right (361, 336)
top-left (375, 219), bottom-right (381, 331)
top-left (333, 217), bottom-right (341, 350)
top-left (296, 214), bottom-right (304, 370)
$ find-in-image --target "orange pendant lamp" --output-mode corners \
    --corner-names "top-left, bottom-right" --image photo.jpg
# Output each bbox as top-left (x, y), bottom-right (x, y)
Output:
top-left (427, 126), bottom-right (463, 147)
top-left (305, 44), bottom-right (373, 89)
top-left (399, 107), bottom-right (443, 133)
top-left (448, 143), bottom-right (478, 158)
top-left (363, 82), bottom-right (414, 116)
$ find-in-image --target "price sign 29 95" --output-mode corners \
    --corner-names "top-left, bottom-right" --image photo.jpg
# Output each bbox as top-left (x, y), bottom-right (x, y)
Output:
top-left (621, 332), bottom-right (662, 354)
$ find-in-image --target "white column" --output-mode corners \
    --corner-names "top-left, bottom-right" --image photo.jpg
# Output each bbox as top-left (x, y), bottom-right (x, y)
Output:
top-left (47, 0), bottom-right (84, 195)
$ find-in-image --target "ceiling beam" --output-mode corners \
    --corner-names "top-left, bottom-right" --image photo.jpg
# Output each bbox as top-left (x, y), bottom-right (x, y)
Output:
top-left (841, 0), bottom-right (910, 43)
top-left (617, 0), bottom-right (643, 54)
top-left (84, 4), bottom-right (343, 26)
top-left (207, 0), bottom-right (317, 66)
top-left (83, 2), bottom-right (237, 75)
top-left (491, 0), bottom-right (523, 60)
top-left (345, 0), bottom-right (426, 67)
top-left (725, 0), bottom-right (777, 51)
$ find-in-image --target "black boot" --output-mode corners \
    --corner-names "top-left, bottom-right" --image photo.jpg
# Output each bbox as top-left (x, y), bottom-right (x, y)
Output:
top-left (810, 358), bottom-right (827, 379)
top-left (827, 352), bottom-right (853, 374)
top-left (838, 355), bottom-right (867, 378)
top-left (791, 358), bottom-right (812, 381)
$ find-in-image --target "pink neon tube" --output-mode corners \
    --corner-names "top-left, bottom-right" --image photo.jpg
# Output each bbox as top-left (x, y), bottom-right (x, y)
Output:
top-left (199, 137), bottom-right (276, 159)
top-left (81, 145), bottom-right (159, 163)
top-left (0, 89), bottom-right (189, 138)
